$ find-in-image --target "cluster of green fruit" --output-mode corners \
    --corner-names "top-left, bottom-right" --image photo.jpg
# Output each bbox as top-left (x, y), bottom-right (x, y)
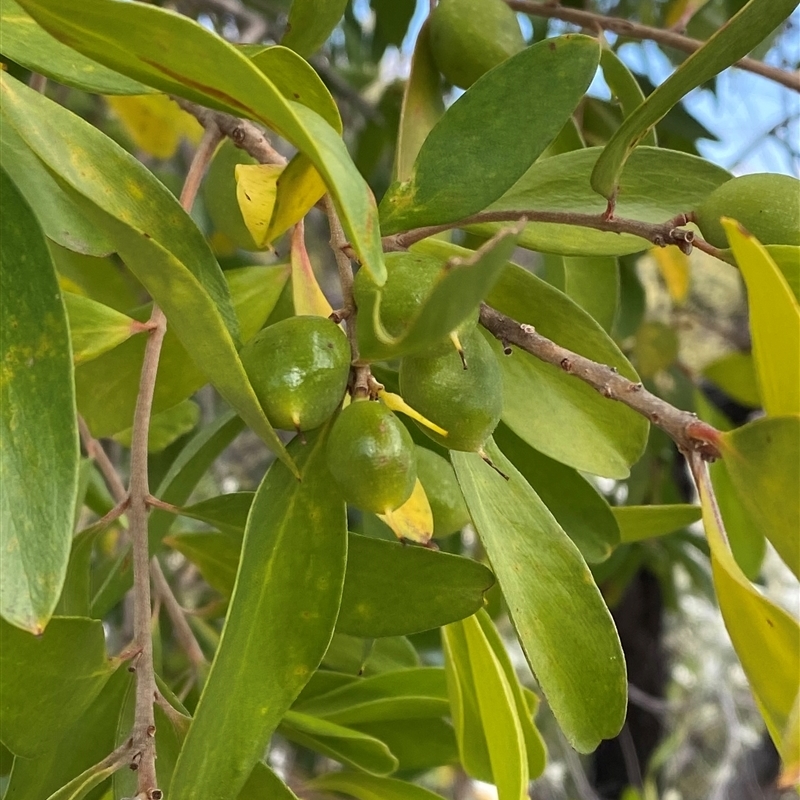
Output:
top-left (239, 252), bottom-right (501, 537)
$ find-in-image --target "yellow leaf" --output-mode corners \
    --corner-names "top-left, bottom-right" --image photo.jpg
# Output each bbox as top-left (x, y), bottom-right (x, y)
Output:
top-left (290, 221), bottom-right (333, 318)
top-left (778, 693), bottom-right (800, 789)
top-left (268, 154), bottom-right (326, 242)
top-left (378, 388), bottom-right (448, 438)
top-left (694, 456), bottom-right (800, 767)
top-left (723, 218), bottom-right (800, 417)
top-left (651, 246), bottom-right (690, 303)
top-left (105, 94), bottom-right (202, 158)
top-left (664, 0), bottom-right (711, 28)
top-left (378, 478), bottom-right (434, 544)
top-left (235, 163), bottom-right (281, 249)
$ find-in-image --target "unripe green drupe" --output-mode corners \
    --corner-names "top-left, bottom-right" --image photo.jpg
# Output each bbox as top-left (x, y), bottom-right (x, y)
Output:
top-left (694, 173), bottom-right (800, 248)
top-left (240, 315), bottom-right (350, 432)
top-left (326, 400), bottom-right (417, 514)
top-left (415, 446), bottom-right (471, 537)
top-left (399, 329), bottom-right (503, 451)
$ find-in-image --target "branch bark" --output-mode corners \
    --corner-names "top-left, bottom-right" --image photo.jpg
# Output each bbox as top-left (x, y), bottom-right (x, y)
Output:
top-left (506, 0), bottom-right (800, 93)
top-left (479, 303), bottom-right (722, 460)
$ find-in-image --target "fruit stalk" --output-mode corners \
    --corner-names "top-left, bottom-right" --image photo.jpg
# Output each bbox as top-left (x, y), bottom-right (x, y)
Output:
top-left (478, 303), bottom-right (723, 460)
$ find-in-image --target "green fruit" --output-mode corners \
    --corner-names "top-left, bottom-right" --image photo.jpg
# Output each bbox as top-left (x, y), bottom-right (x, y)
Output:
top-left (415, 447), bottom-right (471, 537)
top-left (240, 315), bottom-right (350, 432)
top-left (203, 139), bottom-right (259, 250)
top-left (399, 329), bottom-right (503, 451)
top-left (353, 251), bottom-right (478, 357)
top-left (694, 173), bottom-right (800, 249)
top-left (429, 0), bottom-right (525, 89)
top-left (326, 400), bottom-right (417, 514)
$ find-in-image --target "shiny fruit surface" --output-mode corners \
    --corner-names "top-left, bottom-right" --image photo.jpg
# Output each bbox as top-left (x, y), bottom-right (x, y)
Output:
top-left (240, 315), bottom-right (350, 432)
top-left (415, 447), bottom-right (471, 537)
top-left (326, 400), bottom-right (417, 514)
top-left (694, 173), bottom-right (800, 248)
top-left (429, 0), bottom-right (525, 89)
top-left (399, 329), bottom-right (503, 451)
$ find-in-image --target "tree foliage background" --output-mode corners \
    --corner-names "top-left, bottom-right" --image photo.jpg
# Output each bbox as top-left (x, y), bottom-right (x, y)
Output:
top-left (0, 1), bottom-right (798, 800)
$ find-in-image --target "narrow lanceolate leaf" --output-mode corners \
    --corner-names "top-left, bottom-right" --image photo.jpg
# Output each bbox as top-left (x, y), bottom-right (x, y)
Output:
top-left (0, 618), bottom-right (115, 758)
top-left (379, 35), bottom-right (600, 233)
top-left (0, 169), bottom-right (78, 632)
top-left (719, 417), bottom-right (800, 580)
top-left (17, 0), bottom-right (386, 284)
top-left (477, 147), bottom-right (730, 257)
top-left (0, 0), bottom-right (152, 94)
top-left (170, 426), bottom-right (347, 800)
top-left (695, 460), bottom-right (800, 765)
top-left (486, 264), bottom-right (647, 478)
top-left (452, 441), bottom-right (627, 753)
top-left (291, 223), bottom-right (334, 317)
top-left (309, 773), bottom-right (447, 800)
top-left (0, 76), bottom-right (295, 471)
top-left (723, 219), bottom-right (800, 417)
top-left (591, 0), bottom-right (798, 200)
top-left (63, 292), bottom-right (140, 365)
top-left (599, 47), bottom-right (656, 148)
top-left (281, 0), bottom-right (348, 56)
top-left (394, 19), bottom-right (444, 183)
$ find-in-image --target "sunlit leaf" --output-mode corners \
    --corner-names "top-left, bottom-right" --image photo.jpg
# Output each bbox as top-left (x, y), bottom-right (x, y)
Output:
top-left (63, 292), bottom-right (140, 365)
top-left (290, 223), bottom-right (334, 317)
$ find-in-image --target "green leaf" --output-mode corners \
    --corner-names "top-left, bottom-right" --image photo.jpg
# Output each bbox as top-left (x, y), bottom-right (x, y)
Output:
top-left (494, 424), bottom-right (619, 563)
top-left (719, 416), bottom-right (800, 580)
top-left (590, 0), bottom-right (798, 199)
top-left (394, 19), bottom-right (444, 183)
top-left (179, 492), bottom-right (255, 536)
top-left (17, 0), bottom-right (385, 284)
top-left (0, 75), bottom-right (295, 469)
top-left (169, 426), bottom-right (347, 800)
top-left (723, 219), bottom-right (800, 417)
top-left (0, 0), bottom-right (152, 94)
top-left (350, 718), bottom-right (457, 773)
top-left (76, 265), bottom-right (288, 438)
top-left (166, 529), bottom-right (242, 598)
top-left (63, 293), bottom-right (139, 365)
top-left (452, 440), bottom-right (627, 753)
top-left (309, 772), bottom-right (447, 800)
top-left (0, 122), bottom-right (113, 257)
top-left (543, 254), bottom-right (619, 334)
top-left (239, 763), bottom-right (301, 800)
top-left (280, 711), bottom-right (398, 776)
top-left (55, 524), bottom-right (105, 617)
top-left (113, 398), bottom-right (200, 453)
top-left (0, 168), bottom-right (78, 632)
top-left (281, 0), bottom-right (348, 56)
top-left (294, 667), bottom-right (448, 725)
top-left (462, 615), bottom-right (528, 799)
top-left (3, 665), bottom-right (129, 800)
top-left (323, 634), bottom-right (420, 676)
top-left (695, 459), bottom-right (800, 764)
top-left (0, 618), bottom-right (115, 758)
top-left (487, 263), bottom-right (648, 478)
top-left (599, 47), bottom-right (656, 148)
top-left (704, 352), bottom-right (760, 408)
top-left (476, 146), bottom-right (730, 257)
top-left (379, 35), bottom-right (600, 233)
top-left (613, 504), bottom-right (702, 544)
top-left (357, 229), bottom-right (517, 361)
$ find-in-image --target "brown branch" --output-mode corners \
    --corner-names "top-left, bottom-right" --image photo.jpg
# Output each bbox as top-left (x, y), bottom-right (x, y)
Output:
top-left (382, 209), bottom-right (730, 261)
top-left (479, 303), bottom-right (723, 460)
top-left (506, 0), bottom-right (800, 93)
top-left (125, 123), bottom-right (223, 799)
top-left (78, 415), bottom-right (127, 503)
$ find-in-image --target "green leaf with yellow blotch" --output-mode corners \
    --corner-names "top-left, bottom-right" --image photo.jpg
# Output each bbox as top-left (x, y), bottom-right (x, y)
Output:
top-left (169, 426), bottom-right (347, 800)
top-left (694, 457), bottom-right (800, 765)
top-left (723, 219), bottom-right (800, 418)
top-left (17, 0), bottom-right (385, 284)
top-left (0, 169), bottom-right (78, 633)
top-left (591, 0), bottom-right (798, 200)
top-left (452, 440), bottom-right (627, 753)
top-left (719, 416), bottom-right (800, 580)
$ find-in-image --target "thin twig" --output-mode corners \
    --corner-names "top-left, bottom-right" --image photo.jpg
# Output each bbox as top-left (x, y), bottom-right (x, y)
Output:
top-left (150, 558), bottom-right (207, 669)
top-left (479, 303), bottom-right (723, 459)
top-left (126, 123), bottom-right (223, 799)
top-left (78, 415), bottom-right (127, 503)
top-left (381, 209), bottom-right (725, 260)
top-left (506, 0), bottom-right (800, 93)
